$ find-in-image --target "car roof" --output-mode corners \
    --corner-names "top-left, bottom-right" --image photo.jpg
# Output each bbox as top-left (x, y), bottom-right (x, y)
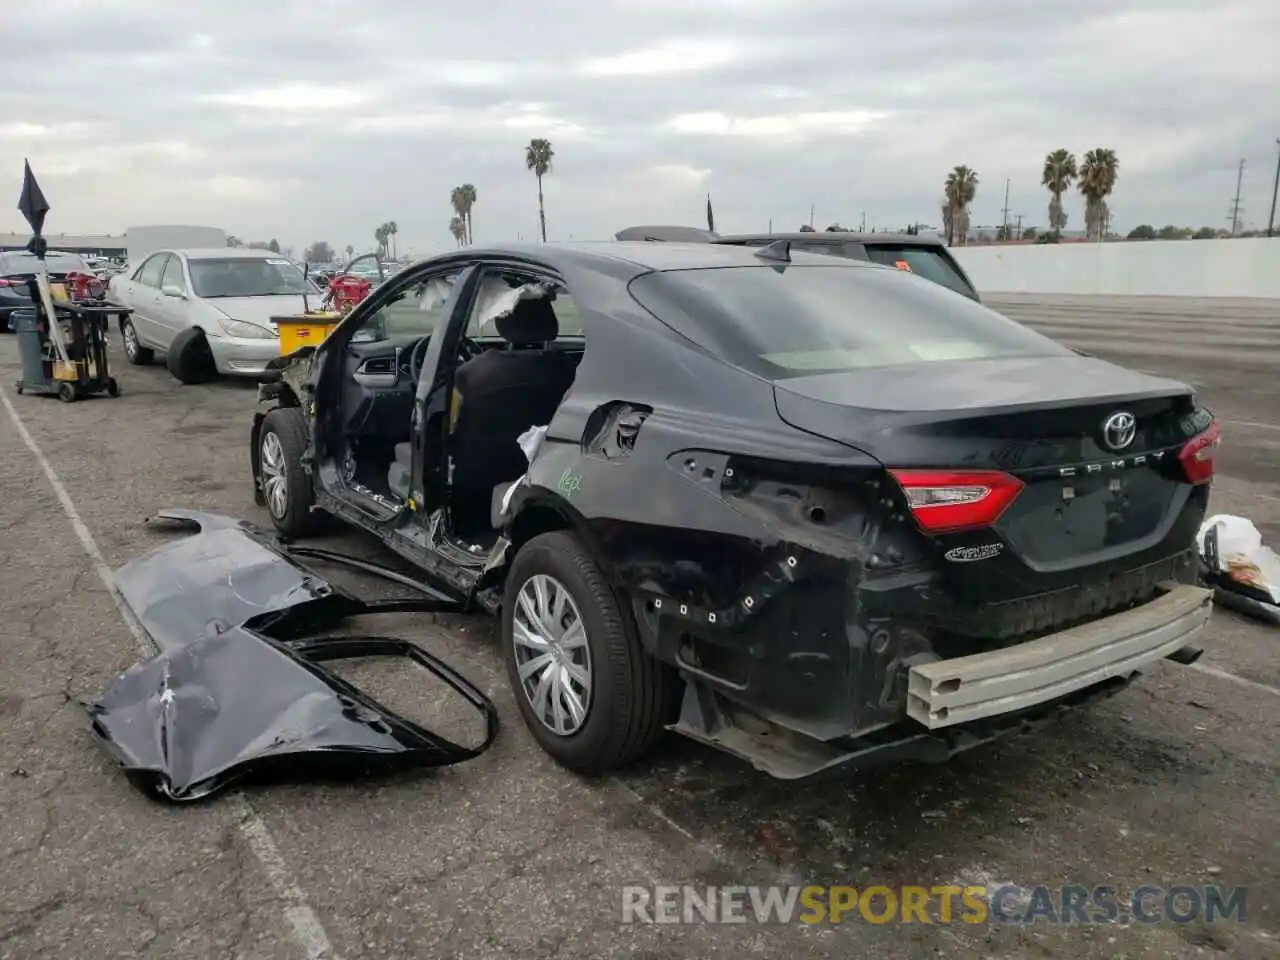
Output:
top-left (614, 225), bottom-right (720, 242)
top-left (168, 248), bottom-right (292, 261)
top-left (442, 240), bottom-right (879, 277)
top-left (1, 248), bottom-right (85, 259)
top-left (717, 231), bottom-right (945, 247)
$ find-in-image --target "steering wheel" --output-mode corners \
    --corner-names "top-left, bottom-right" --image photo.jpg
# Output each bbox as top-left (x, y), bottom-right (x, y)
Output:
top-left (408, 334), bottom-right (483, 387)
top-left (456, 335), bottom-right (482, 364)
top-left (408, 335), bottom-right (432, 385)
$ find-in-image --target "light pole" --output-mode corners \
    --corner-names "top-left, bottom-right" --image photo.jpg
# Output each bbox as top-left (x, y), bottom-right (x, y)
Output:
top-left (1268, 138), bottom-right (1279, 239)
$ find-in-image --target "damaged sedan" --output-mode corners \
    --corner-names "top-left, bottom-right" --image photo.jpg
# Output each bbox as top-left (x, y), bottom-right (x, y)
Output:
top-left (250, 239), bottom-right (1220, 779)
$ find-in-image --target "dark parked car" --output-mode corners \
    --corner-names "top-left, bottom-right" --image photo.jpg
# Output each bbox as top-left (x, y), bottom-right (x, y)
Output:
top-left (614, 225), bottom-right (981, 300)
top-left (251, 241), bottom-right (1218, 779)
top-left (0, 249), bottom-right (96, 330)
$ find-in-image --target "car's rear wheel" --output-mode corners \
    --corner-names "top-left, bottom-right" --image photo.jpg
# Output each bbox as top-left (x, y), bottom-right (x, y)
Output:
top-left (258, 406), bottom-right (321, 538)
top-left (166, 327), bottom-right (217, 384)
top-left (502, 531), bottom-right (678, 773)
top-left (119, 317), bottom-right (154, 365)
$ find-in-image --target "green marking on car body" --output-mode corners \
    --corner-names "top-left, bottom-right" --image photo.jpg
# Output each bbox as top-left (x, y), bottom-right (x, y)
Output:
top-left (557, 468), bottom-right (583, 498)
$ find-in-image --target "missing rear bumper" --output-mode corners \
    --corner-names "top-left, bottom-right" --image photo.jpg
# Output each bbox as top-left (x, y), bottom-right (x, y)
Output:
top-left (907, 584), bottom-right (1213, 729)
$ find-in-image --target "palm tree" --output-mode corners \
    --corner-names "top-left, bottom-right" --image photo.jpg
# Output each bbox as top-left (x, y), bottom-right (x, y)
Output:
top-left (458, 184), bottom-right (476, 244)
top-left (374, 224), bottom-right (389, 258)
top-left (345, 244), bottom-right (354, 259)
top-left (525, 138), bottom-right (554, 242)
top-left (449, 217), bottom-right (466, 247)
top-left (387, 220), bottom-right (398, 259)
top-left (1041, 148), bottom-right (1077, 240)
top-left (450, 187), bottom-right (468, 244)
top-left (943, 166), bottom-right (979, 246)
top-left (1079, 148), bottom-right (1120, 241)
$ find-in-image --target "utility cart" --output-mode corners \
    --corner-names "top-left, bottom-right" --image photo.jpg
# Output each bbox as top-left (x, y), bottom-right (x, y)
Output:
top-left (270, 254), bottom-right (376, 357)
top-left (13, 281), bottom-right (129, 402)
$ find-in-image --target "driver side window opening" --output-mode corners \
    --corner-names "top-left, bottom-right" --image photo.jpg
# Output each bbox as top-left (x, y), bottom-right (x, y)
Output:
top-left (444, 268), bottom-right (587, 541)
top-left (333, 268), bottom-right (463, 510)
top-left (351, 270), bottom-right (460, 344)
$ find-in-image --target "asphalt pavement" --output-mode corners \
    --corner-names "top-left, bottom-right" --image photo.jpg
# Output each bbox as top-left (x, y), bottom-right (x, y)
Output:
top-left (0, 292), bottom-right (1277, 960)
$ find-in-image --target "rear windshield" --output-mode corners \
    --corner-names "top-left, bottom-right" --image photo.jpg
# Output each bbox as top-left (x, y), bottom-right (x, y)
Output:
top-left (188, 257), bottom-right (310, 298)
top-left (863, 244), bottom-right (975, 297)
top-left (628, 264), bottom-right (1071, 380)
top-left (1, 251), bottom-right (92, 277)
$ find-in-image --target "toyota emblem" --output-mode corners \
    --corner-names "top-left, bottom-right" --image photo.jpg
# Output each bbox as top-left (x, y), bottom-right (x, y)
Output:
top-left (1102, 411), bottom-right (1137, 451)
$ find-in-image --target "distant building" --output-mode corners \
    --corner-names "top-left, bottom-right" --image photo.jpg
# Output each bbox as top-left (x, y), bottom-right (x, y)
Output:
top-left (0, 231), bottom-right (128, 257)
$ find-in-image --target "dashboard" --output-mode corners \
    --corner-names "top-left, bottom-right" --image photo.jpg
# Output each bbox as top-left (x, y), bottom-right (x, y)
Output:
top-left (340, 333), bottom-right (427, 439)
top-left (352, 350), bottom-right (415, 388)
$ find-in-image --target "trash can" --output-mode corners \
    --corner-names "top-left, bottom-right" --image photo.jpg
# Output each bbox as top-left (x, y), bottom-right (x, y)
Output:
top-left (12, 308), bottom-right (47, 386)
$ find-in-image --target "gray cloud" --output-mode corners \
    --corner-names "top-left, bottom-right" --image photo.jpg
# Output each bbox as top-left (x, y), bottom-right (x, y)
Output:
top-left (3, 0), bottom-right (1277, 254)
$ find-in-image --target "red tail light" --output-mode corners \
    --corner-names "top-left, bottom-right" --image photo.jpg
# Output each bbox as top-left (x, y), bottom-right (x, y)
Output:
top-left (888, 469), bottom-right (1025, 535)
top-left (0, 278), bottom-right (18, 287)
top-left (1178, 419), bottom-right (1219, 485)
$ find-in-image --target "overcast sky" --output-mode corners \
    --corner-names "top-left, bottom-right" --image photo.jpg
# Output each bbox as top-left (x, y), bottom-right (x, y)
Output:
top-left (2, 0), bottom-right (1277, 254)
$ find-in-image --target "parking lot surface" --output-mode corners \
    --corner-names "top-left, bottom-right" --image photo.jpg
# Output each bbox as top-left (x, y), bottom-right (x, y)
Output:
top-left (1, 292), bottom-right (1277, 960)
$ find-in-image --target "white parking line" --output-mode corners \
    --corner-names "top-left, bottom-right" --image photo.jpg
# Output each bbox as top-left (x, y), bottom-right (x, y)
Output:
top-left (0, 386), bottom-right (339, 960)
top-left (1190, 662), bottom-right (1280, 698)
top-left (1222, 419), bottom-right (1280, 433)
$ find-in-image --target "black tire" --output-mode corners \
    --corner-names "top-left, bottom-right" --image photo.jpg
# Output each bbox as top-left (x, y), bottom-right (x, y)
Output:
top-left (106, 377), bottom-right (120, 397)
top-left (502, 531), bottom-right (679, 774)
top-left (119, 316), bottom-right (154, 365)
top-left (57, 382), bottom-right (77, 403)
top-left (258, 406), bottom-right (321, 538)
top-left (166, 327), bottom-right (216, 384)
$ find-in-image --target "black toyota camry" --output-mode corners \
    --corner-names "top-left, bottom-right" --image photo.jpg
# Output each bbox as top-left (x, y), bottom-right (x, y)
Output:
top-left (243, 239), bottom-right (1219, 779)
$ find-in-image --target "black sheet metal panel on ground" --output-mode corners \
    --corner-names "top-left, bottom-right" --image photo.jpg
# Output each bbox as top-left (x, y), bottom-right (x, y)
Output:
top-left (86, 510), bottom-right (499, 803)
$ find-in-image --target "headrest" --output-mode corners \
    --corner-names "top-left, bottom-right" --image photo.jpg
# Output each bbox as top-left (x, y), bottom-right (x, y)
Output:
top-left (495, 296), bottom-right (558, 345)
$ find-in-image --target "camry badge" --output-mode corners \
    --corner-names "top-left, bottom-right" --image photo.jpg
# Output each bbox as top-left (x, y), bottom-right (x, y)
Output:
top-left (1101, 411), bottom-right (1136, 451)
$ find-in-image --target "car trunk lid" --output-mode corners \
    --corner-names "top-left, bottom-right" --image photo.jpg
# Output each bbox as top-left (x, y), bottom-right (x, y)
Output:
top-left (773, 355), bottom-right (1214, 602)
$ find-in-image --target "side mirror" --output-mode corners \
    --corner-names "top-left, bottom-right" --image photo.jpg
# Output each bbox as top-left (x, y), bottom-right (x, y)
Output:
top-left (162, 283), bottom-right (187, 299)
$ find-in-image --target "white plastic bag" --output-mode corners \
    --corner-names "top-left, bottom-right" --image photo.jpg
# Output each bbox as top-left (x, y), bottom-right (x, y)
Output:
top-left (1196, 514), bottom-right (1280, 604)
top-left (472, 278), bottom-right (551, 332)
top-left (517, 424), bottom-right (548, 463)
top-left (498, 425), bottom-right (550, 520)
top-left (415, 276), bottom-right (453, 311)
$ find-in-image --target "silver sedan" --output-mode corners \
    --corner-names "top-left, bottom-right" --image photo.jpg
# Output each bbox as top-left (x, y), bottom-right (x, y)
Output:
top-left (107, 248), bottom-right (319, 383)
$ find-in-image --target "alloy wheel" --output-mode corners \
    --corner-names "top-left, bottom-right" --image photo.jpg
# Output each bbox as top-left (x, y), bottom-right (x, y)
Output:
top-left (121, 321), bottom-right (138, 360)
top-left (260, 431), bottom-right (288, 519)
top-left (512, 574), bottom-right (593, 736)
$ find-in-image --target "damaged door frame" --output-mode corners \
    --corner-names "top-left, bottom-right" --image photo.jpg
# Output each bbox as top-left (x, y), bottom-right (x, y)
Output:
top-left (393, 257), bottom-right (581, 589)
top-left (258, 252), bottom-right (580, 608)
top-left (307, 259), bottom-right (488, 601)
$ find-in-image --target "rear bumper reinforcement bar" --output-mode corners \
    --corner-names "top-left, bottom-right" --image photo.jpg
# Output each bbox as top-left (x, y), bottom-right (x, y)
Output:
top-left (907, 584), bottom-right (1214, 729)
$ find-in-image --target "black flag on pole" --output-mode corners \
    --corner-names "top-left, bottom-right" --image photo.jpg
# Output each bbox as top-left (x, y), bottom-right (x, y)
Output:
top-left (18, 159), bottom-right (50, 237)
top-left (705, 193), bottom-right (715, 233)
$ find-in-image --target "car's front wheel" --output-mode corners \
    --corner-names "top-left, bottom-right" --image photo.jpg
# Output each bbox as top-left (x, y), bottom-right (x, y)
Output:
top-left (502, 531), bottom-right (679, 774)
top-left (119, 317), bottom-right (154, 365)
top-left (166, 327), bottom-right (217, 384)
top-left (258, 406), bottom-right (321, 538)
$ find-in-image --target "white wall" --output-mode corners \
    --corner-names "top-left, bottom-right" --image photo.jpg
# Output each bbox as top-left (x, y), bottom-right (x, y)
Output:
top-left (952, 237), bottom-right (1280, 299)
